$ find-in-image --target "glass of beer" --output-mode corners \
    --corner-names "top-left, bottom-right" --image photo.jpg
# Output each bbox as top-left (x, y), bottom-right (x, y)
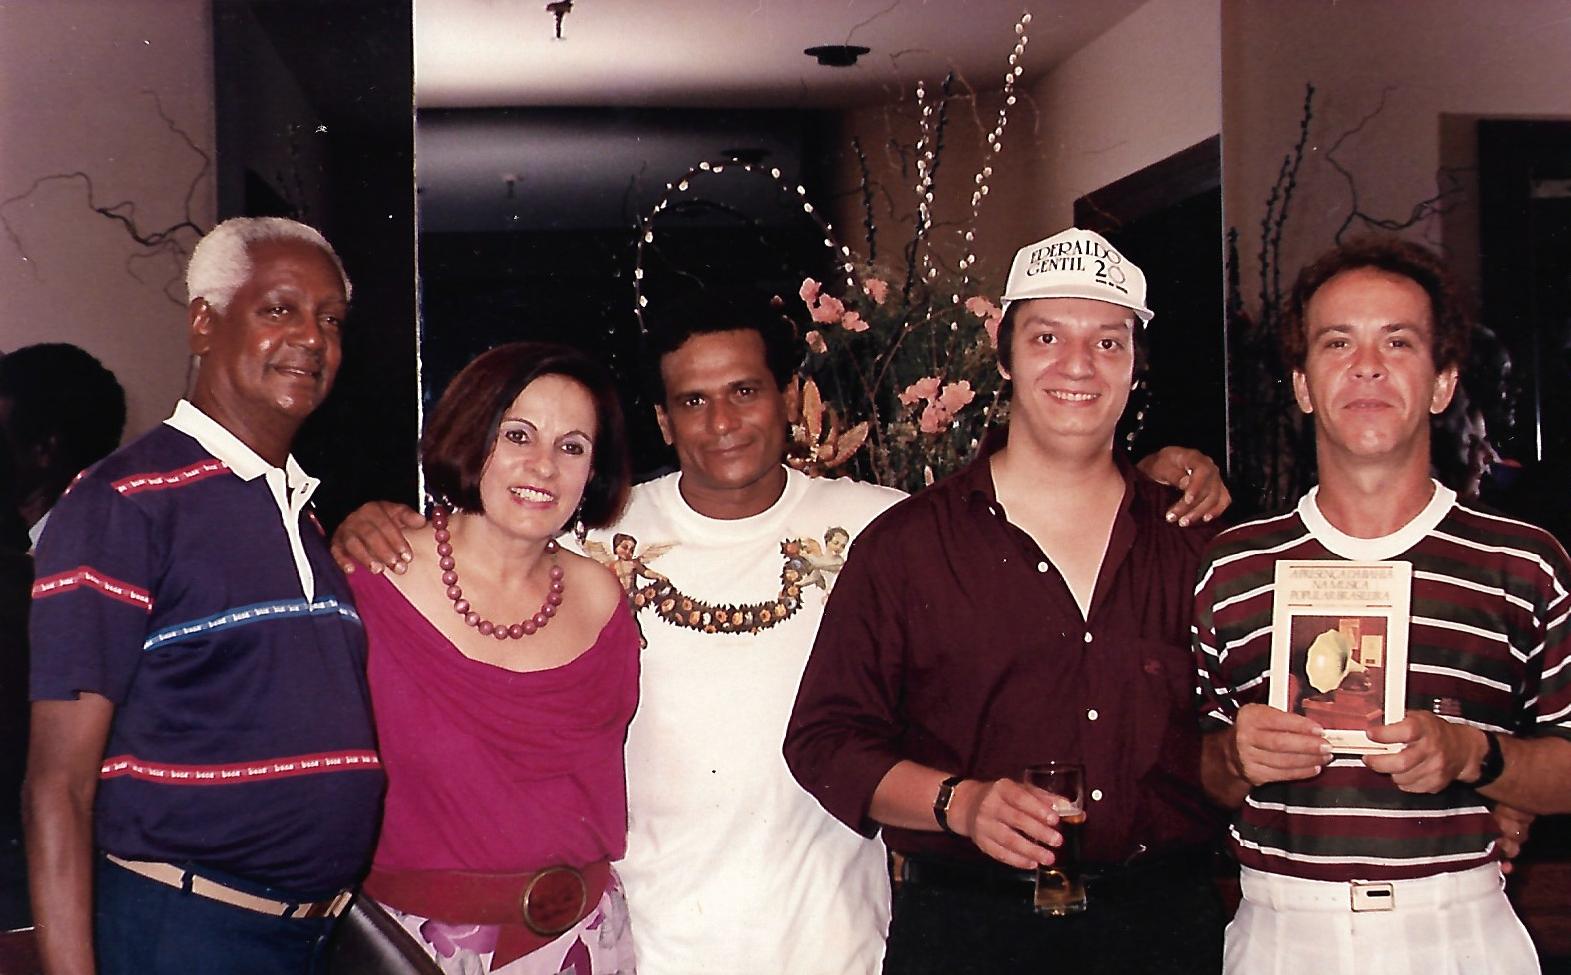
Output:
top-left (1025, 762), bottom-right (1086, 916)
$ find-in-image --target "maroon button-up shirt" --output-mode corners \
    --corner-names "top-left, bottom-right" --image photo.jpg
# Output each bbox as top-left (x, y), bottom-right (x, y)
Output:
top-left (783, 444), bottom-right (1223, 865)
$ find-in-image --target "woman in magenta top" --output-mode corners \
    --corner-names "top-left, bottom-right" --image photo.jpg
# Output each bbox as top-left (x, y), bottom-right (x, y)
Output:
top-left (347, 342), bottom-right (638, 974)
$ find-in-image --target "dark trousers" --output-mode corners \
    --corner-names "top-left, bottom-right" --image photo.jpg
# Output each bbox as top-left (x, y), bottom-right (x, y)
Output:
top-left (95, 857), bottom-right (340, 975)
top-left (883, 856), bottom-right (1225, 975)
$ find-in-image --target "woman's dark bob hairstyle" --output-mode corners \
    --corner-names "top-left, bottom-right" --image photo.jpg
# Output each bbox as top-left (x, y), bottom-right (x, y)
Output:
top-left (421, 341), bottom-right (630, 529)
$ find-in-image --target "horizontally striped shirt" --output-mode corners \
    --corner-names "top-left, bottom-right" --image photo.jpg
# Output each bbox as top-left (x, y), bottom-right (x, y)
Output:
top-left (30, 408), bottom-right (384, 895)
top-left (1193, 482), bottom-right (1571, 882)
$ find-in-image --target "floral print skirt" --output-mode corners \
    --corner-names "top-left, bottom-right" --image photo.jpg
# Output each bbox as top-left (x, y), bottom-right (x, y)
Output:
top-left (379, 871), bottom-right (636, 975)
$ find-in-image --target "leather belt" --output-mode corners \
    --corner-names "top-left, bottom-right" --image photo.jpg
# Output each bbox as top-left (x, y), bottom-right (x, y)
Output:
top-left (105, 854), bottom-right (352, 919)
top-left (1238, 863), bottom-right (1505, 914)
top-left (364, 861), bottom-right (610, 968)
top-left (898, 846), bottom-right (1215, 898)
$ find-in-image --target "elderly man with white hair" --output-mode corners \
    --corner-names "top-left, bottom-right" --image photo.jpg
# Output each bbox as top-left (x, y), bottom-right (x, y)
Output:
top-left (24, 217), bottom-right (384, 975)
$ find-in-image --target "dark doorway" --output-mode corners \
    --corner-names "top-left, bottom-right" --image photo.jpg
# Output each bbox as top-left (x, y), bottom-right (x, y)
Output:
top-left (1478, 120), bottom-right (1571, 548)
top-left (212, 0), bottom-right (418, 527)
top-left (1075, 137), bottom-right (1227, 472)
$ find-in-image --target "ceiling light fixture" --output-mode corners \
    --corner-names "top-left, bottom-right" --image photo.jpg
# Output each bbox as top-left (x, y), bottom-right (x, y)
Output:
top-left (804, 44), bottom-right (870, 68)
top-left (546, 0), bottom-right (572, 40)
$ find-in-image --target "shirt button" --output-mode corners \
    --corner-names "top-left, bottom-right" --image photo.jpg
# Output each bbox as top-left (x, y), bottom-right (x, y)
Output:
top-left (1091, 788), bottom-right (1104, 802)
top-left (1037, 561), bottom-right (1049, 573)
top-left (1083, 632), bottom-right (1093, 644)
top-left (1086, 709), bottom-right (1099, 721)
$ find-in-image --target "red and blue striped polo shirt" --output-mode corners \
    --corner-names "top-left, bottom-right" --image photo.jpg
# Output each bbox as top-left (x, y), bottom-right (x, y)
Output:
top-left (30, 402), bottom-right (384, 897)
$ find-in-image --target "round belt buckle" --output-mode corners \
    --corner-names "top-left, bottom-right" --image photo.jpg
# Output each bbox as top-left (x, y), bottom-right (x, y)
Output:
top-left (519, 865), bottom-right (587, 937)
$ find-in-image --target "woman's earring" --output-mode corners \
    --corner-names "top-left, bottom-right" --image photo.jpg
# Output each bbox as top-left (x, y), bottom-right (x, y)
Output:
top-left (572, 503), bottom-right (588, 546)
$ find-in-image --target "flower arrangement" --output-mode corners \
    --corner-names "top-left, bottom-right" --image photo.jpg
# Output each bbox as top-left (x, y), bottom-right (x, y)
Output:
top-left (787, 272), bottom-right (1008, 492)
top-left (628, 12), bottom-right (1033, 495)
top-left (780, 13), bottom-right (1032, 494)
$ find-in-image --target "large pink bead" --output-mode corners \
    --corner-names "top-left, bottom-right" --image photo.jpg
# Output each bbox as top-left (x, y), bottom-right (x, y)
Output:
top-left (549, 565), bottom-right (565, 581)
top-left (441, 571), bottom-right (458, 586)
top-left (492, 627), bottom-right (508, 641)
top-left (546, 592), bottom-right (563, 606)
top-left (436, 542), bottom-right (453, 558)
top-left (446, 585), bottom-right (463, 600)
top-left (508, 623), bottom-right (526, 639)
top-left (454, 599), bottom-right (470, 615)
top-left (433, 529), bottom-right (450, 543)
top-left (542, 603), bottom-right (557, 618)
top-left (439, 557), bottom-right (456, 571)
top-left (478, 620), bottom-right (494, 635)
top-left (464, 612), bottom-right (480, 627)
top-left (550, 580), bottom-right (565, 594)
top-left (533, 612), bottom-right (549, 627)
top-left (522, 619), bottom-right (538, 635)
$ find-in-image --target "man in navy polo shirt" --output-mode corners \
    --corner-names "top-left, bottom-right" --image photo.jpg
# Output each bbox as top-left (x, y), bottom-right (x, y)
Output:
top-left (24, 217), bottom-right (385, 975)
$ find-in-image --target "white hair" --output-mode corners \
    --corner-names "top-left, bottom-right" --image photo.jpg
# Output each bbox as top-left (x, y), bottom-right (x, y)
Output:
top-left (185, 217), bottom-right (352, 312)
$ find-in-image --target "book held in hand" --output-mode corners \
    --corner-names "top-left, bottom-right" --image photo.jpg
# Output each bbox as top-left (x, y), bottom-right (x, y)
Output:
top-left (1268, 560), bottom-right (1412, 754)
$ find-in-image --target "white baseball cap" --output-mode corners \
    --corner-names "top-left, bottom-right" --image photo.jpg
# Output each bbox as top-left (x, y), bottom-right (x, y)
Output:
top-left (1001, 227), bottom-right (1154, 324)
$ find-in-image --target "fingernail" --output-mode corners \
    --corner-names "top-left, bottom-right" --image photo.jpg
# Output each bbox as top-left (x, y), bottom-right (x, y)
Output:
top-left (401, 551), bottom-right (413, 562)
top-left (1202, 514), bottom-right (1214, 522)
top-left (1179, 517), bottom-right (1191, 527)
top-left (1166, 512), bottom-right (1177, 523)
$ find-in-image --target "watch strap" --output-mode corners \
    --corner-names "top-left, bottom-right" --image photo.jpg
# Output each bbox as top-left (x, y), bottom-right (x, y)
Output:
top-left (1472, 731), bottom-right (1505, 789)
top-left (933, 775), bottom-right (965, 835)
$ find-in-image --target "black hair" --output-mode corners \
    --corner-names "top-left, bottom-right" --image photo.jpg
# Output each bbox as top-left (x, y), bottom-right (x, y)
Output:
top-left (639, 282), bottom-right (803, 406)
top-left (0, 343), bottom-right (126, 480)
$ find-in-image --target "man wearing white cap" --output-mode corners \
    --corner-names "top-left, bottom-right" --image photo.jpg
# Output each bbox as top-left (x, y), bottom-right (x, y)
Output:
top-left (785, 227), bottom-right (1227, 973)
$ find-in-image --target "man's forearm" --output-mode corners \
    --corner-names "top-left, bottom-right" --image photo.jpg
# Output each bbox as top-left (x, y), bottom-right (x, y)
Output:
top-left (1201, 727), bottom-right (1251, 809)
top-left (24, 778), bottom-right (99, 975)
top-left (1476, 734), bottom-right (1571, 815)
top-left (870, 760), bottom-right (954, 832)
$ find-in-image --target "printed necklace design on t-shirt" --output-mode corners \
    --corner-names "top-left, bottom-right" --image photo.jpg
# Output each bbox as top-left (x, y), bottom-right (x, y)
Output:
top-left (585, 528), bottom-right (851, 635)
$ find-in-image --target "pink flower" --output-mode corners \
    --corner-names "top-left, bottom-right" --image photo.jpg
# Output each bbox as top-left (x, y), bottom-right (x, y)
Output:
top-left (862, 277), bottom-right (890, 305)
top-left (806, 330), bottom-right (827, 354)
top-left (799, 278), bottom-right (822, 303)
top-left (918, 402), bottom-right (953, 434)
top-left (899, 376), bottom-right (942, 407)
top-left (966, 296), bottom-right (1004, 346)
top-left (808, 294), bottom-right (845, 324)
top-left (840, 311), bottom-right (869, 333)
top-left (937, 380), bottom-right (975, 413)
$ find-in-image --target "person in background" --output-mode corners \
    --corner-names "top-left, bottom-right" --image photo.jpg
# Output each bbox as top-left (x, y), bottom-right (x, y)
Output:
top-left (25, 217), bottom-right (384, 975)
top-left (0, 343), bottom-right (126, 553)
top-left (351, 341), bottom-right (639, 973)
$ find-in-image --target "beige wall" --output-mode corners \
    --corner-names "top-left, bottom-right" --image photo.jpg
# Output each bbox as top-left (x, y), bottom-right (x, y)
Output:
top-left (829, 0), bottom-right (1220, 288)
top-left (1222, 0), bottom-right (1571, 305)
top-left (1027, 0), bottom-right (1221, 233)
top-left (0, 0), bottom-right (216, 440)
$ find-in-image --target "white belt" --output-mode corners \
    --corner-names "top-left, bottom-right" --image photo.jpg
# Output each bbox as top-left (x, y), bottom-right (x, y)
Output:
top-left (1239, 863), bottom-right (1504, 914)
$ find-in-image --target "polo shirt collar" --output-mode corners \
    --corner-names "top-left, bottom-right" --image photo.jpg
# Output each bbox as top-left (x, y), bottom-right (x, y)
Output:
top-left (164, 399), bottom-right (321, 600)
top-left (165, 399), bottom-right (318, 500)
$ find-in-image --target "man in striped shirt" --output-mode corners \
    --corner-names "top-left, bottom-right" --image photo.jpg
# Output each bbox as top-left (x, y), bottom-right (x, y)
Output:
top-left (1194, 237), bottom-right (1571, 974)
top-left (24, 218), bottom-right (384, 975)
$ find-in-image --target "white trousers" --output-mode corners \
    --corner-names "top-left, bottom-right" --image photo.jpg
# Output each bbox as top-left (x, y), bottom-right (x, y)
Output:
top-left (1224, 864), bottom-right (1540, 975)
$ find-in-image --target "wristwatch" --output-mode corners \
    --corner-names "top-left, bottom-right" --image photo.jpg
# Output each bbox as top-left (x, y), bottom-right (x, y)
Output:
top-left (933, 775), bottom-right (965, 835)
top-left (1471, 731), bottom-right (1505, 789)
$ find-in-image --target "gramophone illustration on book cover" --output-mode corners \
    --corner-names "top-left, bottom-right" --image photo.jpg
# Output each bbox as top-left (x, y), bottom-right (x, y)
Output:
top-left (1268, 560), bottom-right (1413, 754)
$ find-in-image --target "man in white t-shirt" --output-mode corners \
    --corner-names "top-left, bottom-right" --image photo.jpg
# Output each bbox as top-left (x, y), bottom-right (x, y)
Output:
top-left (333, 285), bottom-right (1229, 974)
